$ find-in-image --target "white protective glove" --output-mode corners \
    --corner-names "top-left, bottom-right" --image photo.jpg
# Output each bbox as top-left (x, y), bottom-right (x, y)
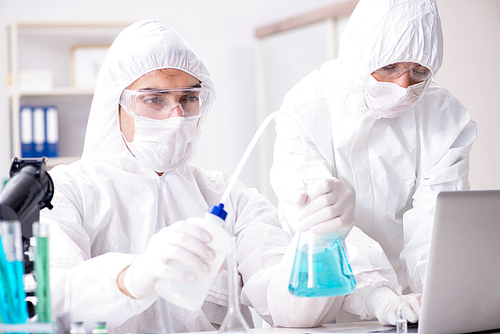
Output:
top-left (296, 178), bottom-right (354, 238)
top-left (364, 286), bottom-right (421, 326)
top-left (122, 219), bottom-right (215, 299)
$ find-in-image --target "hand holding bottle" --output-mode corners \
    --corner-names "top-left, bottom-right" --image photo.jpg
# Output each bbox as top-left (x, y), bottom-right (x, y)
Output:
top-left (121, 220), bottom-right (215, 299)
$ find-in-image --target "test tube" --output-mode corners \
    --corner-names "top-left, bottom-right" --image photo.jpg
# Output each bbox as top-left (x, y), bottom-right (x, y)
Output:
top-left (33, 222), bottom-right (51, 323)
top-left (0, 224), bottom-right (15, 322)
top-left (0, 221), bottom-right (28, 324)
top-left (396, 285), bottom-right (407, 334)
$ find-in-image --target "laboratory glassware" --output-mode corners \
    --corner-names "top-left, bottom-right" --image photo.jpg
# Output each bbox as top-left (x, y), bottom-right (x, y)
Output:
top-left (288, 179), bottom-right (356, 297)
top-left (70, 322), bottom-right (86, 334)
top-left (396, 285), bottom-right (407, 334)
top-left (218, 236), bottom-right (251, 334)
top-left (92, 322), bottom-right (108, 334)
top-left (0, 220), bottom-right (28, 323)
top-left (154, 204), bottom-right (231, 310)
top-left (33, 222), bottom-right (51, 323)
top-left (289, 229), bottom-right (356, 297)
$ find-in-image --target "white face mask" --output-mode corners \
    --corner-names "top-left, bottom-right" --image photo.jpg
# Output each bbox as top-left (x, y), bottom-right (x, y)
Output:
top-left (124, 116), bottom-right (200, 173)
top-left (363, 75), bottom-right (427, 118)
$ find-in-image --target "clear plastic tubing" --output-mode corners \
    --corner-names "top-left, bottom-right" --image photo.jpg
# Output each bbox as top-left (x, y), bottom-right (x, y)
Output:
top-left (154, 111), bottom-right (279, 310)
top-left (219, 111), bottom-right (279, 205)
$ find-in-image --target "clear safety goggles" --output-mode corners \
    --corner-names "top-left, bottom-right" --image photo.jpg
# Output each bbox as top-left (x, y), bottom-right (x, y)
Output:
top-left (119, 85), bottom-right (212, 120)
top-left (373, 62), bottom-right (432, 82)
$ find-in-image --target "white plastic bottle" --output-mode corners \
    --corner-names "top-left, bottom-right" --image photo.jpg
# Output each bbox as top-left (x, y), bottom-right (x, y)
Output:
top-left (154, 204), bottom-right (231, 310)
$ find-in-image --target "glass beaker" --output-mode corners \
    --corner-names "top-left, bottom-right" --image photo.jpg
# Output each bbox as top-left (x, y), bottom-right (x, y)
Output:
top-left (289, 230), bottom-right (356, 297)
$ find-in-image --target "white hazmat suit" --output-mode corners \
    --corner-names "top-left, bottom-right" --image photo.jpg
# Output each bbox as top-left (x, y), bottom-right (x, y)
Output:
top-left (270, 0), bottom-right (477, 294)
top-left (41, 20), bottom-right (399, 332)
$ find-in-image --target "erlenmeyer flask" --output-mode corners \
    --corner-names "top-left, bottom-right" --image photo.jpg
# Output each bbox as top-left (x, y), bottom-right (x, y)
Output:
top-left (289, 230), bottom-right (356, 297)
top-left (218, 236), bottom-right (251, 334)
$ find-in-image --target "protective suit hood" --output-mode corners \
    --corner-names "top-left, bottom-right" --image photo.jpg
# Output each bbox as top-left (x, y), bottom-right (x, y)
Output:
top-left (81, 20), bottom-right (215, 162)
top-left (337, 0), bottom-right (443, 88)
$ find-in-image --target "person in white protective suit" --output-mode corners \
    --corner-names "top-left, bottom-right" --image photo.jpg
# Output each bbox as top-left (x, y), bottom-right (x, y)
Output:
top-left (270, 0), bottom-right (477, 326)
top-left (40, 19), bottom-right (402, 332)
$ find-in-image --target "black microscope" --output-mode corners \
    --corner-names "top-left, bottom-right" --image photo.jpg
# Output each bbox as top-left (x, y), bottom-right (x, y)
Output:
top-left (0, 157), bottom-right (54, 317)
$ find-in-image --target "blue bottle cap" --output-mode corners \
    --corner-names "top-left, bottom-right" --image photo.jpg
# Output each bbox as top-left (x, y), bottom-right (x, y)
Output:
top-left (207, 203), bottom-right (227, 221)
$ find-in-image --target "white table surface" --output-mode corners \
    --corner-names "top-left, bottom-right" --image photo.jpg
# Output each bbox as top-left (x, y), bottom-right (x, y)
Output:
top-left (189, 321), bottom-right (392, 334)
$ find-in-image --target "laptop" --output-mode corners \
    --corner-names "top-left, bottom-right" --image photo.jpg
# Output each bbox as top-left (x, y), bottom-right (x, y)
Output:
top-left (418, 190), bottom-right (500, 334)
top-left (326, 190), bottom-right (500, 334)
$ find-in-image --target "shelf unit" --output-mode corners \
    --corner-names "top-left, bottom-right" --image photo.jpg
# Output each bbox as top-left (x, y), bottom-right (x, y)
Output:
top-left (4, 21), bottom-right (131, 169)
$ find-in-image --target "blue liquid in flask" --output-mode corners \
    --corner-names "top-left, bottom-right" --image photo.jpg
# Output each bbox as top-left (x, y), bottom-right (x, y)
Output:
top-left (289, 233), bottom-right (356, 297)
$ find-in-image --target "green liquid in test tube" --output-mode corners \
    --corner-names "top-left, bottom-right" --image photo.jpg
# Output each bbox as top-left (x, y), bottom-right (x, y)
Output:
top-left (34, 222), bottom-right (51, 323)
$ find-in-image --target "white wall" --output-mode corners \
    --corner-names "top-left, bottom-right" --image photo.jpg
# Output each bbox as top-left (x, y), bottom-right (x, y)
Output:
top-left (0, 0), bottom-right (344, 192)
top-left (1, 0), bottom-right (499, 194)
top-left (433, 0), bottom-right (500, 190)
